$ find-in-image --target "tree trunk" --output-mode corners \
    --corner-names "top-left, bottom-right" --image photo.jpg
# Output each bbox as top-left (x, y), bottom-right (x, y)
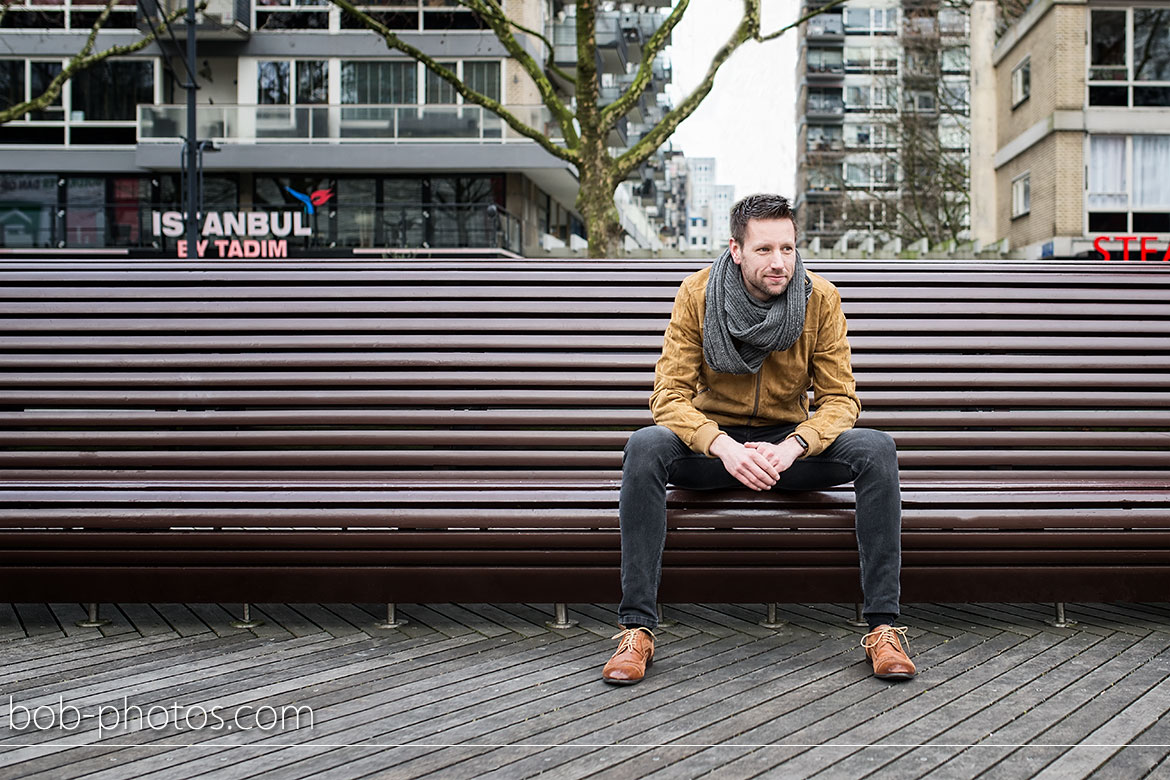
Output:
top-left (575, 172), bottom-right (623, 258)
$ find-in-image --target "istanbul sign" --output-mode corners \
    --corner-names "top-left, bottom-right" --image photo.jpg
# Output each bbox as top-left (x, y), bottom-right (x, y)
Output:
top-left (153, 187), bottom-right (334, 259)
top-left (152, 210), bottom-right (311, 258)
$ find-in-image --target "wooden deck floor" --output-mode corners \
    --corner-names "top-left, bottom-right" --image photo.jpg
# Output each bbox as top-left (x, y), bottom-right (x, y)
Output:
top-left (0, 601), bottom-right (1168, 779)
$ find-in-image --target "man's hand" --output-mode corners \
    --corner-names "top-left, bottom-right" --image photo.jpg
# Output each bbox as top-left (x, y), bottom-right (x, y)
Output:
top-left (744, 438), bottom-right (805, 476)
top-left (709, 434), bottom-right (780, 491)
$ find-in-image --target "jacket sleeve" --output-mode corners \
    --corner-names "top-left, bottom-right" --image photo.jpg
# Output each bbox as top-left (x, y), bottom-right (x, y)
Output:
top-left (793, 286), bottom-right (862, 456)
top-left (649, 281), bottom-right (724, 455)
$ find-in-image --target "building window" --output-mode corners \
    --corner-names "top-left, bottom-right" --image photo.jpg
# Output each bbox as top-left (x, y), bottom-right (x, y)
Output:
top-left (1088, 8), bottom-right (1170, 107)
top-left (808, 48), bottom-right (843, 74)
top-left (843, 7), bottom-right (897, 35)
top-left (808, 87), bottom-right (844, 115)
top-left (426, 62), bottom-right (459, 104)
top-left (257, 62), bottom-right (290, 104)
top-left (1088, 135), bottom-right (1127, 210)
top-left (1011, 58), bottom-right (1030, 107)
top-left (258, 60), bottom-right (328, 105)
top-left (1087, 134), bottom-right (1170, 232)
top-left (807, 124), bottom-right (843, 152)
top-left (0, 57), bottom-right (152, 144)
top-left (844, 158), bottom-right (893, 188)
top-left (341, 61), bottom-right (416, 104)
top-left (846, 84), bottom-right (895, 111)
top-left (903, 89), bottom-right (936, 113)
top-left (71, 59), bottom-right (153, 121)
top-left (463, 61), bottom-right (502, 102)
top-left (0, 60), bottom-right (23, 113)
top-left (0, 0), bottom-right (136, 30)
top-left (941, 79), bottom-right (969, 114)
top-left (256, 0), bottom-right (329, 30)
top-left (1011, 173), bottom-right (1030, 218)
top-left (845, 122), bottom-right (884, 148)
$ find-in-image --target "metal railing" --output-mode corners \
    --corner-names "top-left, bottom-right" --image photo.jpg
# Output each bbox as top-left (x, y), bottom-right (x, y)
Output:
top-left (137, 104), bottom-right (562, 144)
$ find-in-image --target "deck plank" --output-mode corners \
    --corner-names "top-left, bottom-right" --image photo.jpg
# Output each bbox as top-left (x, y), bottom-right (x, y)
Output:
top-left (0, 602), bottom-right (1168, 780)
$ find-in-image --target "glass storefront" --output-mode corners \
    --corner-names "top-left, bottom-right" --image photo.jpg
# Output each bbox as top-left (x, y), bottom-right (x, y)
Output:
top-left (0, 172), bottom-right (520, 255)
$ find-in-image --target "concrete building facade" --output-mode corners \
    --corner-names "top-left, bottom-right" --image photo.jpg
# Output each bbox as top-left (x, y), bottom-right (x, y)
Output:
top-left (991, 0), bottom-right (1170, 259)
top-left (0, 0), bottom-right (676, 257)
top-left (795, 0), bottom-right (973, 250)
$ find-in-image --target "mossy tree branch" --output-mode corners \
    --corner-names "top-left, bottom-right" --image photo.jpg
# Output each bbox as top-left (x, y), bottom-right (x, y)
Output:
top-left (598, 0), bottom-right (688, 132)
top-left (0, 0), bottom-right (200, 125)
top-left (454, 0), bottom-right (579, 147)
top-left (332, 0), bottom-right (577, 156)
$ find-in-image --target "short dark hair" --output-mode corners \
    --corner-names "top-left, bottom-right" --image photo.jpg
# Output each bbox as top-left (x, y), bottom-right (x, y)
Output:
top-left (729, 193), bottom-right (798, 245)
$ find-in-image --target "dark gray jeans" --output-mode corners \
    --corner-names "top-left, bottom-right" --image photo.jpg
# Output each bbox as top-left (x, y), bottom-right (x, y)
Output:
top-left (618, 423), bottom-right (902, 629)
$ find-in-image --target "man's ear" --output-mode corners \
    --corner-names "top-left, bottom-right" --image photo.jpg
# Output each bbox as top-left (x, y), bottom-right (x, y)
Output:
top-left (729, 238), bottom-right (741, 264)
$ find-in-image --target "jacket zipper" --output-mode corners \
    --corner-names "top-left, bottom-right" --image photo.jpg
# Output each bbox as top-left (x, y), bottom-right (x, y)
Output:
top-left (747, 371), bottom-right (762, 426)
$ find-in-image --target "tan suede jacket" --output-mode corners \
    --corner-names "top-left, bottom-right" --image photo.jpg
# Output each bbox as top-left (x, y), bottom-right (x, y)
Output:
top-left (650, 266), bottom-right (861, 457)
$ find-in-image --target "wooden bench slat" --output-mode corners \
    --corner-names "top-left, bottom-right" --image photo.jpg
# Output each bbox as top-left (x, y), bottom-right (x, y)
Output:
top-left (4, 389), bottom-right (1167, 408)
top-left (4, 469), bottom-right (1170, 483)
top-left (5, 300), bottom-right (1170, 317)
top-left (4, 317), bottom-right (1170, 336)
top-left (3, 449), bottom-right (1170, 468)
top-left (2, 352), bottom-right (1170, 371)
top-left (3, 429), bottom-right (1168, 448)
top-left (3, 408), bottom-right (1170, 429)
top-left (3, 485), bottom-right (1167, 504)
top-left (3, 370), bottom-right (1168, 390)
top-left (4, 334), bottom-right (1169, 351)
top-left (3, 266), bottom-right (1168, 285)
top-left (4, 529), bottom-right (1168, 550)
top-left (7, 284), bottom-right (1170, 303)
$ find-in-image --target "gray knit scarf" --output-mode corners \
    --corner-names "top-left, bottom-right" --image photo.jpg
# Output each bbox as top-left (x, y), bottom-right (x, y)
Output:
top-left (702, 248), bottom-right (812, 375)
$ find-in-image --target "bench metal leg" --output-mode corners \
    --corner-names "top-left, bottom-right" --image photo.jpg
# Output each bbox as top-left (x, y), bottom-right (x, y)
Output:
top-left (545, 603), bottom-right (578, 630)
top-left (230, 603), bottom-right (263, 629)
top-left (656, 604), bottom-right (675, 628)
top-left (759, 602), bottom-right (787, 629)
top-left (1047, 602), bottom-right (1078, 628)
top-left (847, 603), bottom-right (868, 627)
top-left (374, 603), bottom-right (408, 629)
top-left (77, 603), bottom-right (110, 628)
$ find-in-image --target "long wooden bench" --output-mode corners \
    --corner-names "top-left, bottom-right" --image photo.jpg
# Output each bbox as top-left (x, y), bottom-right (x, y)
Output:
top-left (1, 259), bottom-right (1168, 613)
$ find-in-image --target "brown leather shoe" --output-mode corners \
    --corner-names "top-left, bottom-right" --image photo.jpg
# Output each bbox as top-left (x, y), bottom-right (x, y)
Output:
top-left (602, 627), bottom-right (655, 685)
top-left (861, 625), bottom-right (917, 680)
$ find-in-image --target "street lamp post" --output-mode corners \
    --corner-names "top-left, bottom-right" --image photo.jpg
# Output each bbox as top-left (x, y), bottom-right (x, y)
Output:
top-left (184, 0), bottom-right (199, 257)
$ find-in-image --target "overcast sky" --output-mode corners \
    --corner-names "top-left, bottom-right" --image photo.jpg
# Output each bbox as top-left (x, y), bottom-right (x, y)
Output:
top-left (665, 0), bottom-right (801, 202)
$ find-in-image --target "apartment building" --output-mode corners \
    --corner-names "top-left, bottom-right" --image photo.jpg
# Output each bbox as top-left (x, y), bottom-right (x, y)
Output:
top-left (0, 0), bottom-right (674, 258)
top-left (795, 0), bottom-right (973, 249)
top-left (990, 0), bottom-right (1170, 259)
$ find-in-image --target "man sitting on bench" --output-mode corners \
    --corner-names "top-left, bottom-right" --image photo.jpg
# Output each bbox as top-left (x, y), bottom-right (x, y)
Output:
top-left (603, 193), bottom-right (915, 684)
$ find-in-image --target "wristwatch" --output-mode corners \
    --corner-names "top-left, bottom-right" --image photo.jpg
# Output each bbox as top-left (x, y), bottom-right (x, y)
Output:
top-left (791, 434), bottom-right (810, 454)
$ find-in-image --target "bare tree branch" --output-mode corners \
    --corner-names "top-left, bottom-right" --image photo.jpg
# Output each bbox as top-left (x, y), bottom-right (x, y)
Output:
top-left (757, 0), bottom-right (847, 42)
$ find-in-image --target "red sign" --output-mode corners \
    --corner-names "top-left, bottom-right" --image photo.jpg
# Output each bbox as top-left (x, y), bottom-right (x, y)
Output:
top-left (1094, 235), bottom-right (1170, 262)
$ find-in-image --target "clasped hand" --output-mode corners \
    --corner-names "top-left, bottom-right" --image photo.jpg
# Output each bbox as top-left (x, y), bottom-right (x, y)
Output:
top-left (709, 434), bottom-right (805, 491)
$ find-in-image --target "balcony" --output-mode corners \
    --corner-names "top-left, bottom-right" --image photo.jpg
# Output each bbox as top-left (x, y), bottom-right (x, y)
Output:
top-left (138, 104), bottom-right (564, 145)
top-left (806, 139), bottom-right (845, 157)
top-left (806, 14), bottom-right (844, 39)
top-left (805, 98), bottom-right (845, 121)
top-left (806, 54), bottom-right (844, 82)
top-left (137, 0), bottom-right (249, 38)
top-left (596, 12), bottom-right (629, 71)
